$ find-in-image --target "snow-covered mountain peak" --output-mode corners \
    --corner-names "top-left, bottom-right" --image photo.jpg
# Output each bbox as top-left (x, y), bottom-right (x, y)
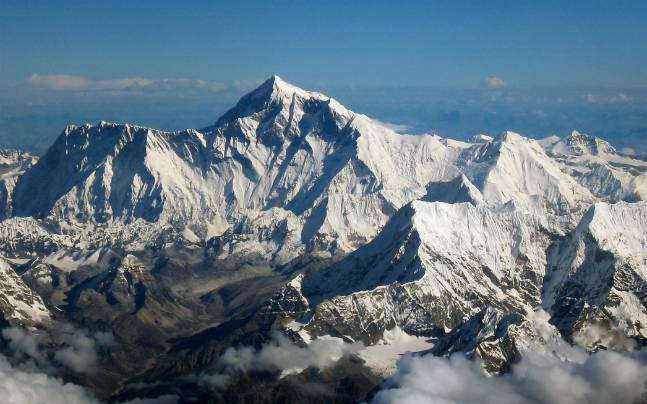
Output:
top-left (461, 130), bottom-right (594, 213)
top-left (497, 130), bottom-right (527, 144)
top-left (580, 201), bottom-right (647, 260)
top-left (539, 130), bottom-right (647, 203)
top-left (554, 130), bottom-right (617, 157)
top-left (211, 76), bottom-right (354, 138)
top-left (10, 77), bottom-right (432, 250)
top-left (267, 75), bottom-right (319, 99)
top-left (297, 199), bottom-right (553, 340)
top-left (11, 122), bottom-right (215, 224)
top-left (248, 75), bottom-right (317, 104)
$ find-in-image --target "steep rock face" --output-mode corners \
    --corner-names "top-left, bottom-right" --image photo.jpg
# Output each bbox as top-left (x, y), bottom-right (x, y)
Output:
top-left (545, 201), bottom-right (647, 342)
top-left (0, 217), bottom-right (70, 258)
top-left (552, 130), bottom-right (618, 156)
top-left (0, 257), bottom-right (50, 325)
top-left (430, 307), bottom-right (523, 373)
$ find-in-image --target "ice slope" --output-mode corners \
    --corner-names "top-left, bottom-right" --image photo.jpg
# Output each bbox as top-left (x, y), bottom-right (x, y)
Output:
top-left (421, 174), bottom-right (485, 205)
top-left (12, 122), bottom-right (223, 230)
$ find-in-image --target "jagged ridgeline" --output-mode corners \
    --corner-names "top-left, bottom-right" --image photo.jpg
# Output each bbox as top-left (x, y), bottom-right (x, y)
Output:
top-left (0, 76), bottom-right (646, 402)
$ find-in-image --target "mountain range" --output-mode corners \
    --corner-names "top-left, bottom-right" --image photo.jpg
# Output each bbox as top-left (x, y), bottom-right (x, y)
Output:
top-left (0, 76), bottom-right (646, 403)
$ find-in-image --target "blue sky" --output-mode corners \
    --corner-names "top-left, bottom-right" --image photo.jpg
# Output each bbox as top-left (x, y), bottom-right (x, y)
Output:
top-left (1, 1), bottom-right (646, 153)
top-left (2, 0), bottom-right (647, 88)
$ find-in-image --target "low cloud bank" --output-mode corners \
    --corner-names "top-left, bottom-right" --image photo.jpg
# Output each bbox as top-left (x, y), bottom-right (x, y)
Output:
top-left (0, 353), bottom-right (99, 404)
top-left (0, 324), bottom-right (114, 403)
top-left (0, 324), bottom-right (177, 404)
top-left (373, 343), bottom-right (647, 404)
top-left (2, 324), bottom-right (114, 373)
top-left (199, 333), bottom-right (363, 389)
top-left (53, 324), bottom-right (115, 373)
top-left (0, 353), bottom-right (179, 404)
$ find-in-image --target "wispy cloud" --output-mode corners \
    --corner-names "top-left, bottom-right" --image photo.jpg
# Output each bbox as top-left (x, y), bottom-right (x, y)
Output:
top-left (27, 74), bottom-right (243, 95)
top-left (620, 147), bottom-right (636, 156)
top-left (485, 76), bottom-right (506, 89)
top-left (371, 118), bottom-right (413, 133)
top-left (0, 351), bottom-right (178, 404)
top-left (584, 92), bottom-right (633, 104)
top-left (28, 74), bottom-right (152, 92)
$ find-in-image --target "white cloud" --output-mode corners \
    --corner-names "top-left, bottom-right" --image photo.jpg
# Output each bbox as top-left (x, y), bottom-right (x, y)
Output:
top-left (1, 327), bottom-right (45, 364)
top-left (199, 333), bottom-right (363, 389)
top-left (28, 74), bottom-right (152, 92)
top-left (485, 76), bottom-right (506, 89)
top-left (620, 147), bottom-right (636, 156)
top-left (1, 325), bottom-right (114, 374)
top-left (371, 118), bottom-right (413, 133)
top-left (584, 93), bottom-right (633, 104)
top-left (573, 322), bottom-right (638, 352)
top-left (27, 74), bottom-right (237, 95)
top-left (0, 354), bottom-right (99, 404)
top-left (0, 325), bottom-right (180, 403)
top-left (373, 310), bottom-right (647, 404)
top-left (372, 347), bottom-right (647, 404)
top-left (53, 324), bottom-right (114, 373)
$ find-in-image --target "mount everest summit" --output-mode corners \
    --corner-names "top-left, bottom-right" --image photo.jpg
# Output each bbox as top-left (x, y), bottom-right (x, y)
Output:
top-left (0, 76), bottom-right (646, 403)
